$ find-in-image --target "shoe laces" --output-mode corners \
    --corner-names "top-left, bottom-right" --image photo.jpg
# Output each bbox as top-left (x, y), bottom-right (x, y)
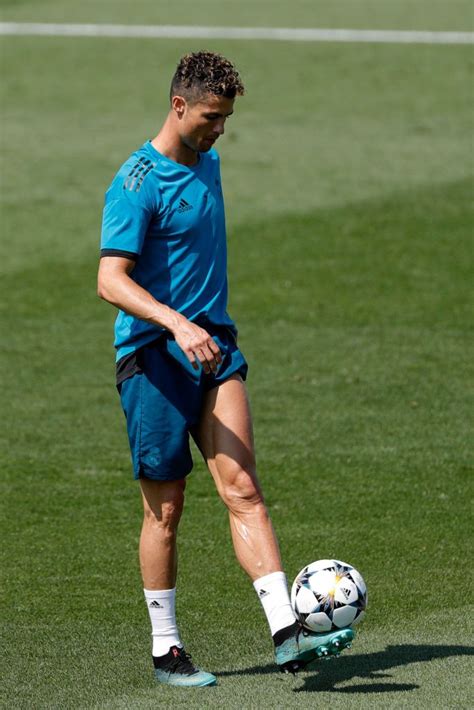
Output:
top-left (168, 648), bottom-right (197, 675)
top-left (295, 624), bottom-right (311, 649)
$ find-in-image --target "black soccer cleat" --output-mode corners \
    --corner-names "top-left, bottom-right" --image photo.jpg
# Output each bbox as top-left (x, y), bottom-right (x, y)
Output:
top-left (153, 645), bottom-right (217, 687)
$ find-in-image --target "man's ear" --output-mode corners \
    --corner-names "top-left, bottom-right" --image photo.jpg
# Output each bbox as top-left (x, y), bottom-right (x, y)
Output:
top-left (171, 95), bottom-right (187, 118)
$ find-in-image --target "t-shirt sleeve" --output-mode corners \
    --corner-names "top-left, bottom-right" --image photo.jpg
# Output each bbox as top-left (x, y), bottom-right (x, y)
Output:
top-left (100, 184), bottom-right (154, 259)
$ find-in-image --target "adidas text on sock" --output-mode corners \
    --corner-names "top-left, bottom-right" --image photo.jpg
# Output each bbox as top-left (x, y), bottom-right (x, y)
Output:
top-left (144, 588), bottom-right (182, 657)
top-left (253, 571), bottom-right (297, 636)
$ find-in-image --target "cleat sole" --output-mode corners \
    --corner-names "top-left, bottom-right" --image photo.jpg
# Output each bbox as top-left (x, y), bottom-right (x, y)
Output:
top-left (154, 669), bottom-right (217, 687)
top-left (277, 627), bottom-right (355, 672)
top-left (280, 659), bottom-right (306, 674)
top-left (312, 629), bottom-right (354, 662)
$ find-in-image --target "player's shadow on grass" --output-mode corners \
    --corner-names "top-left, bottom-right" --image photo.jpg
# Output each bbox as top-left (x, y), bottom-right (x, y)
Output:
top-left (218, 644), bottom-right (474, 694)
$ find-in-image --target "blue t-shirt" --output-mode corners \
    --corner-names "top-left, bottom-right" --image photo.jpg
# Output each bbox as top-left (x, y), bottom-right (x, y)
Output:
top-left (100, 141), bottom-right (235, 360)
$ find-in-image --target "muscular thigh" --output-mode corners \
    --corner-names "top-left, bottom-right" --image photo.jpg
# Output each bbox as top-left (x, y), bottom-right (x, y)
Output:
top-left (193, 375), bottom-right (259, 494)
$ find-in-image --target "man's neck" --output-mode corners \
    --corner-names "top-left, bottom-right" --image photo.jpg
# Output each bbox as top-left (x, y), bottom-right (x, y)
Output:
top-left (151, 117), bottom-right (198, 167)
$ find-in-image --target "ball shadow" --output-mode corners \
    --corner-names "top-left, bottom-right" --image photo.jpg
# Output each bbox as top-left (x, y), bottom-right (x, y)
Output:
top-left (216, 643), bottom-right (474, 694)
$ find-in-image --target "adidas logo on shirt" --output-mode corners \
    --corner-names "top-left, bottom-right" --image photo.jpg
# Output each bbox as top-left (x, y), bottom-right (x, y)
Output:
top-left (177, 198), bottom-right (193, 213)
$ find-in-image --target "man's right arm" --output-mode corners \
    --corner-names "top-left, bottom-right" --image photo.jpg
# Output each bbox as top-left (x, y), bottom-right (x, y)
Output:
top-left (97, 256), bottom-right (221, 374)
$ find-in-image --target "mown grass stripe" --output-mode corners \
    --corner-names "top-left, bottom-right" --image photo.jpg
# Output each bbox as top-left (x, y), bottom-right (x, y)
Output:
top-left (0, 22), bottom-right (473, 44)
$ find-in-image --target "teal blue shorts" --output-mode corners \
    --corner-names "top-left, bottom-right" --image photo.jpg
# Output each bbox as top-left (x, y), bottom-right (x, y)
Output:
top-left (117, 324), bottom-right (248, 481)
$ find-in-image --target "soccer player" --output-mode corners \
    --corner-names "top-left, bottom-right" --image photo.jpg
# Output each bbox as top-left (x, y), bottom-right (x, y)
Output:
top-left (98, 51), bottom-right (354, 687)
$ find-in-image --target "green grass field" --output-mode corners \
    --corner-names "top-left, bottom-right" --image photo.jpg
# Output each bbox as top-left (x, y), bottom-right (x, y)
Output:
top-left (1, 1), bottom-right (473, 707)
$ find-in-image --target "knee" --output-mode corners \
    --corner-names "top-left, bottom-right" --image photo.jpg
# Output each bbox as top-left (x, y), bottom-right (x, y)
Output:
top-left (142, 479), bottom-right (185, 534)
top-left (219, 465), bottom-right (265, 514)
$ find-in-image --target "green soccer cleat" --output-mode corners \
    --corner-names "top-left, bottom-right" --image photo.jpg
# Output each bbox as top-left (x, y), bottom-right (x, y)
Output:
top-left (274, 623), bottom-right (355, 674)
top-left (153, 646), bottom-right (217, 687)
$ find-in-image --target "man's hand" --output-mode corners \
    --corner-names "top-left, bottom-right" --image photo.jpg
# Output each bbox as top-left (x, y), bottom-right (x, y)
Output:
top-left (98, 256), bottom-right (222, 373)
top-left (171, 318), bottom-right (222, 374)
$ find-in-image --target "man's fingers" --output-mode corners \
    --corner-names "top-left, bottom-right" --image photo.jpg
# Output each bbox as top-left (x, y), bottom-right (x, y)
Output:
top-left (208, 338), bottom-right (222, 363)
top-left (203, 340), bottom-right (222, 372)
top-left (184, 346), bottom-right (212, 373)
top-left (197, 345), bottom-right (218, 373)
top-left (178, 327), bottom-right (221, 373)
top-left (197, 350), bottom-right (211, 373)
top-left (193, 342), bottom-right (221, 373)
top-left (185, 351), bottom-right (200, 370)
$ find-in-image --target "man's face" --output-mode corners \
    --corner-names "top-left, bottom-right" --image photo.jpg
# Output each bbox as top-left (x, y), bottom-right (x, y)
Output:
top-left (174, 93), bottom-right (235, 153)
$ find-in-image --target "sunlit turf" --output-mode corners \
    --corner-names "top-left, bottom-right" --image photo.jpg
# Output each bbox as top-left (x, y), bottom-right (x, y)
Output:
top-left (1, 4), bottom-right (473, 707)
top-left (2, 177), bottom-right (472, 706)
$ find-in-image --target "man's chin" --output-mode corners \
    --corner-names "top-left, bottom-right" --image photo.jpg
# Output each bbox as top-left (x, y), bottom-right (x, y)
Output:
top-left (200, 138), bottom-right (217, 151)
top-left (181, 136), bottom-right (215, 154)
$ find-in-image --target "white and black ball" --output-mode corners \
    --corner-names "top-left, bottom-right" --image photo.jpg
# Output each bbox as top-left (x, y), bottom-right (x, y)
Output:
top-left (291, 559), bottom-right (367, 632)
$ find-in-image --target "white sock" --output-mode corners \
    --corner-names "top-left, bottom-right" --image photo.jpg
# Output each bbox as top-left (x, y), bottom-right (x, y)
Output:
top-left (253, 571), bottom-right (297, 636)
top-left (144, 588), bottom-right (182, 657)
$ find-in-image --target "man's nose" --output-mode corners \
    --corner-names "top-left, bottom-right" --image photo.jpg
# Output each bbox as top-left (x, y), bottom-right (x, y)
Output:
top-left (215, 120), bottom-right (225, 135)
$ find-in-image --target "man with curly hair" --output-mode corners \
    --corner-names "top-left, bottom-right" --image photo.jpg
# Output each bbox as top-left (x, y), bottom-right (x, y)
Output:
top-left (98, 51), bottom-right (354, 687)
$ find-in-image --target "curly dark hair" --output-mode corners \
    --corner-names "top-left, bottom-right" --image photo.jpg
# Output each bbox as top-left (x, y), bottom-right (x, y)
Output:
top-left (170, 51), bottom-right (245, 103)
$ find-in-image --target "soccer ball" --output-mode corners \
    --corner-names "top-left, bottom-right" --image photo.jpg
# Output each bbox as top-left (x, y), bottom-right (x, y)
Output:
top-left (291, 559), bottom-right (367, 632)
